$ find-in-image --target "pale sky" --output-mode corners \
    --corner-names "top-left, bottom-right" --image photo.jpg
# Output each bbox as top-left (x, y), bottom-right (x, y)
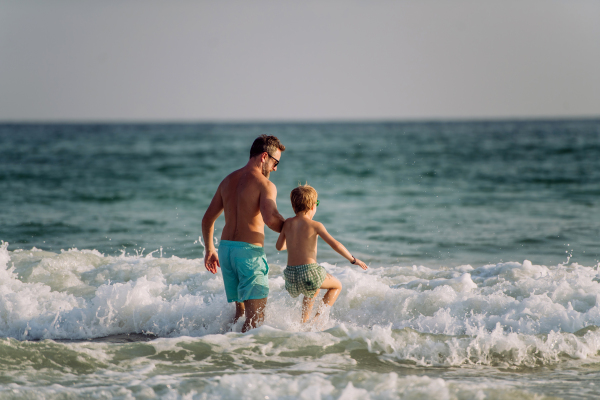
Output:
top-left (1, 0), bottom-right (599, 122)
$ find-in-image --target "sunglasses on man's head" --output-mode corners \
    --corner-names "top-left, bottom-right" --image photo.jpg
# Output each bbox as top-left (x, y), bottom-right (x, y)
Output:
top-left (267, 153), bottom-right (279, 167)
top-left (316, 200), bottom-right (320, 207)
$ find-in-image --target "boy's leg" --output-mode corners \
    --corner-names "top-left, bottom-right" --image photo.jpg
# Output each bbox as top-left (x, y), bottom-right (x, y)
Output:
top-left (242, 298), bottom-right (267, 333)
top-left (315, 274), bottom-right (342, 318)
top-left (302, 289), bottom-right (320, 323)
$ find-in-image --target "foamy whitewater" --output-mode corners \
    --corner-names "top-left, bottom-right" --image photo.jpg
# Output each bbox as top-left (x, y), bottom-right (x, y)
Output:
top-left (2, 241), bottom-right (600, 398)
top-left (1, 121), bottom-right (600, 398)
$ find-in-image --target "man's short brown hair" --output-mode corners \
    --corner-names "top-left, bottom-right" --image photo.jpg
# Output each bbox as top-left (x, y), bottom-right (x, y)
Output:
top-left (290, 184), bottom-right (318, 214)
top-left (249, 134), bottom-right (286, 159)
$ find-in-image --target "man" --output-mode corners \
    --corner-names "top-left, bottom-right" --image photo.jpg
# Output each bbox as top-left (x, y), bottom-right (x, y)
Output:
top-left (202, 135), bottom-right (286, 332)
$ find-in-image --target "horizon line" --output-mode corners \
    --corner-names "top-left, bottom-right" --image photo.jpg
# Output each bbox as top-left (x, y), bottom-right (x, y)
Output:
top-left (1, 115), bottom-right (600, 125)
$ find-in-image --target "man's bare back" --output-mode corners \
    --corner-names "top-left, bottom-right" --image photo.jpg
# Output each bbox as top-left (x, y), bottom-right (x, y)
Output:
top-left (219, 167), bottom-right (281, 247)
top-left (201, 135), bottom-right (285, 332)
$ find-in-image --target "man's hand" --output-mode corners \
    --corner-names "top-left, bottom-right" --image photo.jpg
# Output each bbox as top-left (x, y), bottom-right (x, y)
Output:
top-left (204, 250), bottom-right (220, 274)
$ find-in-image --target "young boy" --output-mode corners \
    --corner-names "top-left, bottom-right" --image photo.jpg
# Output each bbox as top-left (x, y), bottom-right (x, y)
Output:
top-left (276, 184), bottom-right (368, 324)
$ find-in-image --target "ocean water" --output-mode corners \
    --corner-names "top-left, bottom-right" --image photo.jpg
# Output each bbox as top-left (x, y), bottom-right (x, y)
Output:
top-left (1, 120), bottom-right (600, 399)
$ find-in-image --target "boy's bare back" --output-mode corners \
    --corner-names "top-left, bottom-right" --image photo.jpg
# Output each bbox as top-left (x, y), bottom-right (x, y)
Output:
top-left (279, 215), bottom-right (321, 266)
top-left (277, 212), bottom-right (367, 270)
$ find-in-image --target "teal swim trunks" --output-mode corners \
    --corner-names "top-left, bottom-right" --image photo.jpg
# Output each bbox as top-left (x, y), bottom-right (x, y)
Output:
top-left (284, 263), bottom-right (327, 299)
top-left (218, 240), bottom-right (270, 303)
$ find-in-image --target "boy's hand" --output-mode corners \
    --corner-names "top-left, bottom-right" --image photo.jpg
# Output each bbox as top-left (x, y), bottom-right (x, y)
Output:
top-left (354, 258), bottom-right (368, 270)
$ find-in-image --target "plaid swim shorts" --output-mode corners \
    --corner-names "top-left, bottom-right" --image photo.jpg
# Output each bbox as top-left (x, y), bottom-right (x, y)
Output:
top-left (283, 263), bottom-right (327, 298)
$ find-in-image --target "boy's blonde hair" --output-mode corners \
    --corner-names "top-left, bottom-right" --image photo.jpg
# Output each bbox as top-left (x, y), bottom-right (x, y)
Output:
top-left (290, 184), bottom-right (318, 214)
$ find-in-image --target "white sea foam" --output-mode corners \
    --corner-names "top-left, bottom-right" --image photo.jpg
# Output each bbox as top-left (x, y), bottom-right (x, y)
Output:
top-left (0, 334), bottom-right (559, 400)
top-left (2, 241), bottom-right (600, 368)
top-left (0, 368), bottom-right (546, 400)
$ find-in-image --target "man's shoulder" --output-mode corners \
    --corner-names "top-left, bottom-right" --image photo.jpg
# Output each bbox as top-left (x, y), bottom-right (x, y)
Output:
top-left (219, 168), bottom-right (247, 188)
top-left (223, 168), bottom-right (274, 192)
top-left (222, 167), bottom-right (244, 181)
top-left (262, 177), bottom-right (277, 191)
top-left (249, 171), bottom-right (276, 192)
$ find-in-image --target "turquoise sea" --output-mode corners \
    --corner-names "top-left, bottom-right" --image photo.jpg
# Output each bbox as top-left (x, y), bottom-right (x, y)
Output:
top-left (1, 120), bottom-right (600, 399)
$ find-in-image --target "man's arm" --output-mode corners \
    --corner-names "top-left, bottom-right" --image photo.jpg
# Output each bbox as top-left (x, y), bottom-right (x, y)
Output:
top-left (201, 185), bottom-right (224, 274)
top-left (260, 181), bottom-right (285, 233)
top-left (275, 225), bottom-right (287, 251)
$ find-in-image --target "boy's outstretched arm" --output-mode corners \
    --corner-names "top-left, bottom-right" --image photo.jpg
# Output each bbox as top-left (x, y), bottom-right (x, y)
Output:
top-left (315, 223), bottom-right (368, 270)
top-left (276, 226), bottom-right (287, 251)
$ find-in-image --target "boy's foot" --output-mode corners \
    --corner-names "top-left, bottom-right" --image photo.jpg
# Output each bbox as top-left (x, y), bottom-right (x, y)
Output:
top-left (299, 319), bottom-right (315, 332)
top-left (311, 304), bottom-right (332, 331)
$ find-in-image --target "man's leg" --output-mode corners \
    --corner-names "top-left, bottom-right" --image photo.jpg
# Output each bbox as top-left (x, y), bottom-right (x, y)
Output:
top-left (219, 243), bottom-right (243, 325)
top-left (234, 302), bottom-right (245, 323)
top-left (241, 298), bottom-right (267, 333)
